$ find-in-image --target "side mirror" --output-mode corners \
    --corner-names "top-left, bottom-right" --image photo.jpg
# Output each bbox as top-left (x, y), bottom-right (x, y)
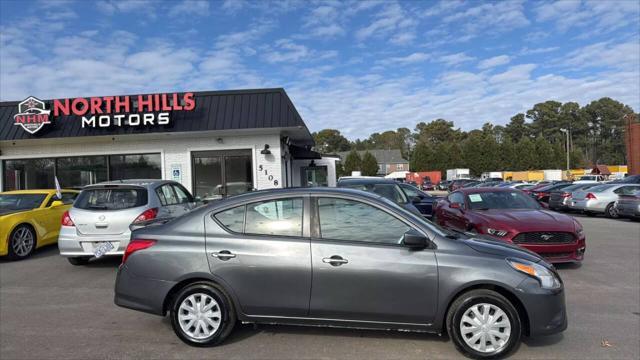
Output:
top-left (412, 196), bottom-right (422, 204)
top-left (194, 196), bottom-right (202, 202)
top-left (403, 230), bottom-right (429, 249)
top-left (51, 200), bottom-right (64, 207)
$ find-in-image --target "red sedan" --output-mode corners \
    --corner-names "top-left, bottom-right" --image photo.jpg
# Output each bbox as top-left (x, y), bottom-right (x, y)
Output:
top-left (434, 187), bottom-right (586, 263)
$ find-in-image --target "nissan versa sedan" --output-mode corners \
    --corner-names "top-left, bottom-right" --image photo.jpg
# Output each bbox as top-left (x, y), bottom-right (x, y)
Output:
top-left (115, 188), bottom-right (567, 359)
top-left (59, 180), bottom-right (197, 265)
top-left (435, 188), bottom-right (585, 263)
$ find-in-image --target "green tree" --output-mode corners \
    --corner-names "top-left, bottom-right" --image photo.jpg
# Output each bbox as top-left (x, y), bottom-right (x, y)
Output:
top-left (513, 138), bottom-right (537, 170)
top-left (343, 150), bottom-right (362, 175)
top-left (312, 129), bottom-right (350, 153)
top-left (504, 113), bottom-right (530, 142)
top-left (361, 152), bottom-right (379, 176)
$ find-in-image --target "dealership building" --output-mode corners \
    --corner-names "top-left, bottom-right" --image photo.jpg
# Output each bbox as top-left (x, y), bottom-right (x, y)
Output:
top-left (0, 88), bottom-right (337, 198)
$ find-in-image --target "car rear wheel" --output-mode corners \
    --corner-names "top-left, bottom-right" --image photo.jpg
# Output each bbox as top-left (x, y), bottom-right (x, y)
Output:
top-left (170, 282), bottom-right (235, 347)
top-left (8, 225), bottom-right (36, 260)
top-left (605, 203), bottom-right (618, 219)
top-left (67, 257), bottom-right (91, 266)
top-left (447, 289), bottom-right (521, 359)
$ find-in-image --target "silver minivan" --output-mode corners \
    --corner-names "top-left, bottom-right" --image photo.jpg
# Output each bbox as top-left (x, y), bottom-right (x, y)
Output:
top-left (58, 180), bottom-right (197, 265)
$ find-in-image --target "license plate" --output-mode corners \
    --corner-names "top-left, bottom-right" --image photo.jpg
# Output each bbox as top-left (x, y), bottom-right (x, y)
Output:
top-left (94, 242), bottom-right (114, 258)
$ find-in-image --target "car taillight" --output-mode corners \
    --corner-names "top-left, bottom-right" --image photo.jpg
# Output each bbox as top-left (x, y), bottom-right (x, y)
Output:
top-left (586, 193), bottom-right (597, 200)
top-left (132, 208), bottom-right (158, 224)
top-left (122, 239), bottom-right (156, 264)
top-left (61, 211), bottom-right (75, 226)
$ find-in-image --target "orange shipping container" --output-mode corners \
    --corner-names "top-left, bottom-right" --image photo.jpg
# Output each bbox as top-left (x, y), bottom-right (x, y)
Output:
top-left (406, 171), bottom-right (442, 186)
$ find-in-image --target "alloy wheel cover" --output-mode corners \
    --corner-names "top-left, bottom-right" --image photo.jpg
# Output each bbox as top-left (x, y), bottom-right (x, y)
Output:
top-left (459, 303), bottom-right (511, 353)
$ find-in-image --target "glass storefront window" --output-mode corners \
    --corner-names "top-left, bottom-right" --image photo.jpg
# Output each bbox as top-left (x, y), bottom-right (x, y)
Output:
top-left (56, 156), bottom-right (108, 188)
top-left (3, 159), bottom-right (55, 190)
top-left (109, 154), bottom-right (161, 180)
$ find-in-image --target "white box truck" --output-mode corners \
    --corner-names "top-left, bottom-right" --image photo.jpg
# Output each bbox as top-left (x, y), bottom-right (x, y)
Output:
top-left (447, 168), bottom-right (471, 180)
top-left (481, 171), bottom-right (503, 180)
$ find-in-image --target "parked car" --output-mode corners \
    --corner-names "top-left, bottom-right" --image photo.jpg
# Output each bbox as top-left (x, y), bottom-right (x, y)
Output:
top-left (448, 179), bottom-right (475, 191)
top-left (436, 180), bottom-right (452, 191)
top-left (530, 182), bottom-right (573, 204)
top-left (0, 189), bottom-right (79, 260)
top-left (507, 183), bottom-right (536, 190)
top-left (570, 184), bottom-right (640, 218)
top-left (421, 179), bottom-right (436, 191)
top-left (58, 180), bottom-right (198, 265)
top-left (473, 181), bottom-right (502, 188)
top-left (614, 190), bottom-right (640, 221)
top-left (337, 177), bottom-right (421, 215)
top-left (548, 183), bottom-right (598, 211)
top-left (573, 175), bottom-right (605, 184)
top-left (115, 187), bottom-right (567, 359)
top-left (610, 174), bottom-right (640, 184)
top-left (397, 183), bottom-right (440, 218)
top-left (460, 180), bottom-right (481, 188)
top-left (434, 188), bottom-right (586, 263)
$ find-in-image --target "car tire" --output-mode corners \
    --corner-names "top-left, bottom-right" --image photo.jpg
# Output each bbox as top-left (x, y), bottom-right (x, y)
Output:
top-left (7, 225), bottom-right (36, 260)
top-left (446, 289), bottom-right (521, 359)
top-left (604, 203), bottom-right (618, 219)
top-left (170, 282), bottom-right (236, 347)
top-left (67, 257), bottom-right (91, 266)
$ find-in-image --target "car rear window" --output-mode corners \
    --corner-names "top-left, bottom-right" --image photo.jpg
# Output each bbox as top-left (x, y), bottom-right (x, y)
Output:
top-left (74, 187), bottom-right (148, 210)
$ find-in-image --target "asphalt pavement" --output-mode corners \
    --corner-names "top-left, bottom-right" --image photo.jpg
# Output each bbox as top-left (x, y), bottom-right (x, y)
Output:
top-left (0, 215), bottom-right (638, 359)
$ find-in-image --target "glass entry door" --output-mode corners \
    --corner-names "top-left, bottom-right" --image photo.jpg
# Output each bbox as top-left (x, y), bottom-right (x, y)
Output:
top-left (301, 166), bottom-right (328, 187)
top-left (192, 150), bottom-right (253, 200)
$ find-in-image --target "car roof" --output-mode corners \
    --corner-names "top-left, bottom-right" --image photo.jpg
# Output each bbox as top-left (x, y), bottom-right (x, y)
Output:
top-left (456, 187), bottom-right (520, 194)
top-left (337, 177), bottom-right (399, 185)
top-left (85, 179), bottom-right (176, 188)
top-left (212, 187), bottom-right (391, 207)
top-left (1, 189), bottom-right (78, 195)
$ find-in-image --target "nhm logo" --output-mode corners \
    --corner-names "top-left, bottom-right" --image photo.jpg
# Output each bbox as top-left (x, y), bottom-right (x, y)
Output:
top-left (14, 96), bottom-right (51, 134)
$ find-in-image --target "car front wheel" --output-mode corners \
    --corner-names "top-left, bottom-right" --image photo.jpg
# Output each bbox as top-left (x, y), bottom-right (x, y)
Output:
top-left (170, 282), bottom-right (236, 347)
top-left (447, 289), bottom-right (521, 359)
top-left (8, 225), bottom-right (36, 260)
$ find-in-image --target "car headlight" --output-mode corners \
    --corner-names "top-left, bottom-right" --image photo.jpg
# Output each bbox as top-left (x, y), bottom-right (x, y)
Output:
top-left (487, 228), bottom-right (508, 237)
top-left (507, 258), bottom-right (561, 289)
top-left (573, 220), bottom-right (584, 237)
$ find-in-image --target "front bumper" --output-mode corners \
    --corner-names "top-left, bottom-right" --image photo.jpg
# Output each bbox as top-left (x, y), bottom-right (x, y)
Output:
top-left (516, 277), bottom-right (568, 336)
top-left (58, 226), bottom-right (128, 257)
top-left (114, 264), bottom-right (176, 316)
top-left (615, 204), bottom-right (640, 218)
top-left (518, 237), bottom-right (586, 263)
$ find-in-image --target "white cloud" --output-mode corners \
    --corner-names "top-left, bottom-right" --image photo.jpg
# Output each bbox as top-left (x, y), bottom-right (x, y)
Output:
top-left (437, 52), bottom-right (475, 67)
top-left (355, 3), bottom-right (416, 44)
top-left (379, 52), bottom-right (430, 66)
top-left (535, 0), bottom-right (640, 34)
top-left (478, 55), bottom-right (512, 69)
top-left (96, 0), bottom-right (156, 18)
top-left (443, 1), bottom-right (530, 36)
top-left (264, 39), bottom-right (311, 63)
top-left (168, 0), bottom-right (210, 17)
top-left (519, 46), bottom-right (559, 55)
top-left (562, 41), bottom-right (640, 71)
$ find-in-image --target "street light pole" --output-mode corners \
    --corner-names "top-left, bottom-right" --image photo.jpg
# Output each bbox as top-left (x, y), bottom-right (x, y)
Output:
top-left (559, 128), bottom-right (570, 171)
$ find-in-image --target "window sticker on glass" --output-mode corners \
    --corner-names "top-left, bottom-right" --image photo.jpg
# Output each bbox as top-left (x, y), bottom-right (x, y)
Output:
top-left (469, 194), bottom-right (483, 202)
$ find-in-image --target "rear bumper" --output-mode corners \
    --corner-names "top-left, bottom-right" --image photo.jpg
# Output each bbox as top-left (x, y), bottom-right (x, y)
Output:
top-left (570, 199), bottom-right (605, 212)
top-left (58, 226), bottom-right (129, 257)
top-left (516, 278), bottom-right (567, 336)
top-left (114, 264), bottom-right (176, 316)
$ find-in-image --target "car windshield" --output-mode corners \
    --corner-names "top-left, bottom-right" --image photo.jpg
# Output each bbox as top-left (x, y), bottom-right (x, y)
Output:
top-left (74, 187), bottom-right (148, 210)
top-left (0, 194), bottom-right (47, 211)
top-left (342, 183), bottom-right (409, 204)
top-left (467, 191), bottom-right (540, 210)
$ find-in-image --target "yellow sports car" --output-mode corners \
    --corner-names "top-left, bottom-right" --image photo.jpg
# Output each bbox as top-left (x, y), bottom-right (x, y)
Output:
top-left (0, 189), bottom-right (79, 260)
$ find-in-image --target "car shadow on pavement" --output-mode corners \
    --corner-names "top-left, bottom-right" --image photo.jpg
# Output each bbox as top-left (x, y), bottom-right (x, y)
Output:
top-left (522, 333), bottom-right (564, 347)
top-left (83, 256), bottom-right (123, 268)
top-left (554, 262), bottom-right (582, 271)
top-left (0, 243), bottom-right (59, 264)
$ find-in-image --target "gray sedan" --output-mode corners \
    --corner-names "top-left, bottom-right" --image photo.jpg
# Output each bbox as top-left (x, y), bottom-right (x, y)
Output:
top-left (114, 188), bottom-right (567, 359)
top-left (569, 184), bottom-right (640, 218)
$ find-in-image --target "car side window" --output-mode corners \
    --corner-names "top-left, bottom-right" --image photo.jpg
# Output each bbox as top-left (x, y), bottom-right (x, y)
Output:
top-left (245, 198), bottom-right (303, 237)
top-left (214, 205), bottom-right (245, 233)
top-left (156, 185), bottom-right (178, 206)
top-left (615, 185), bottom-right (640, 195)
top-left (402, 185), bottom-right (418, 198)
top-left (317, 197), bottom-right (411, 245)
top-left (172, 184), bottom-right (193, 204)
top-left (448, 192), bottom-right (465, 209)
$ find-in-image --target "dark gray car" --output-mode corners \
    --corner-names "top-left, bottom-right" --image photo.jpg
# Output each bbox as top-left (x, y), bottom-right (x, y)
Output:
top-left (114, 188), bottom-right (567, 359)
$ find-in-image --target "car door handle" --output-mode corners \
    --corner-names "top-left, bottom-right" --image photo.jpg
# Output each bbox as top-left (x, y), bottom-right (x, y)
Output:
top-left (322, 256), bottom-right (348, 266)
top-left (211, 250), bottom-right (236, 260)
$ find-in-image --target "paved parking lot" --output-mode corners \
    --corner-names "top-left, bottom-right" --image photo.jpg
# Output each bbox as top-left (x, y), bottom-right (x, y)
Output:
top-left (1, 215), bottom-right (638, 360)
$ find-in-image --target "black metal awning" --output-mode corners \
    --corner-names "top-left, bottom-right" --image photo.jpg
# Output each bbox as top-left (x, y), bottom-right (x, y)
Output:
top-left (289, 144), bottom-right (322, 159)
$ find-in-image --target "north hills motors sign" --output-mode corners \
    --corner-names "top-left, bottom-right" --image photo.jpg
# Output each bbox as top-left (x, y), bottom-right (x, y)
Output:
top-left (13, 92), bottom-right (196, 134)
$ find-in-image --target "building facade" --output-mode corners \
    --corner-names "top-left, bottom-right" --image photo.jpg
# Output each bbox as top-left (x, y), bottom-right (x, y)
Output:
top-left (0, 88), bottom-right (333, 198)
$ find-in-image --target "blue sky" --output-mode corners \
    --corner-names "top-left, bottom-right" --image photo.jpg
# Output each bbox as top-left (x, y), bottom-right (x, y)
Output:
top-left (1, 0), bottom-right (638, 139)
